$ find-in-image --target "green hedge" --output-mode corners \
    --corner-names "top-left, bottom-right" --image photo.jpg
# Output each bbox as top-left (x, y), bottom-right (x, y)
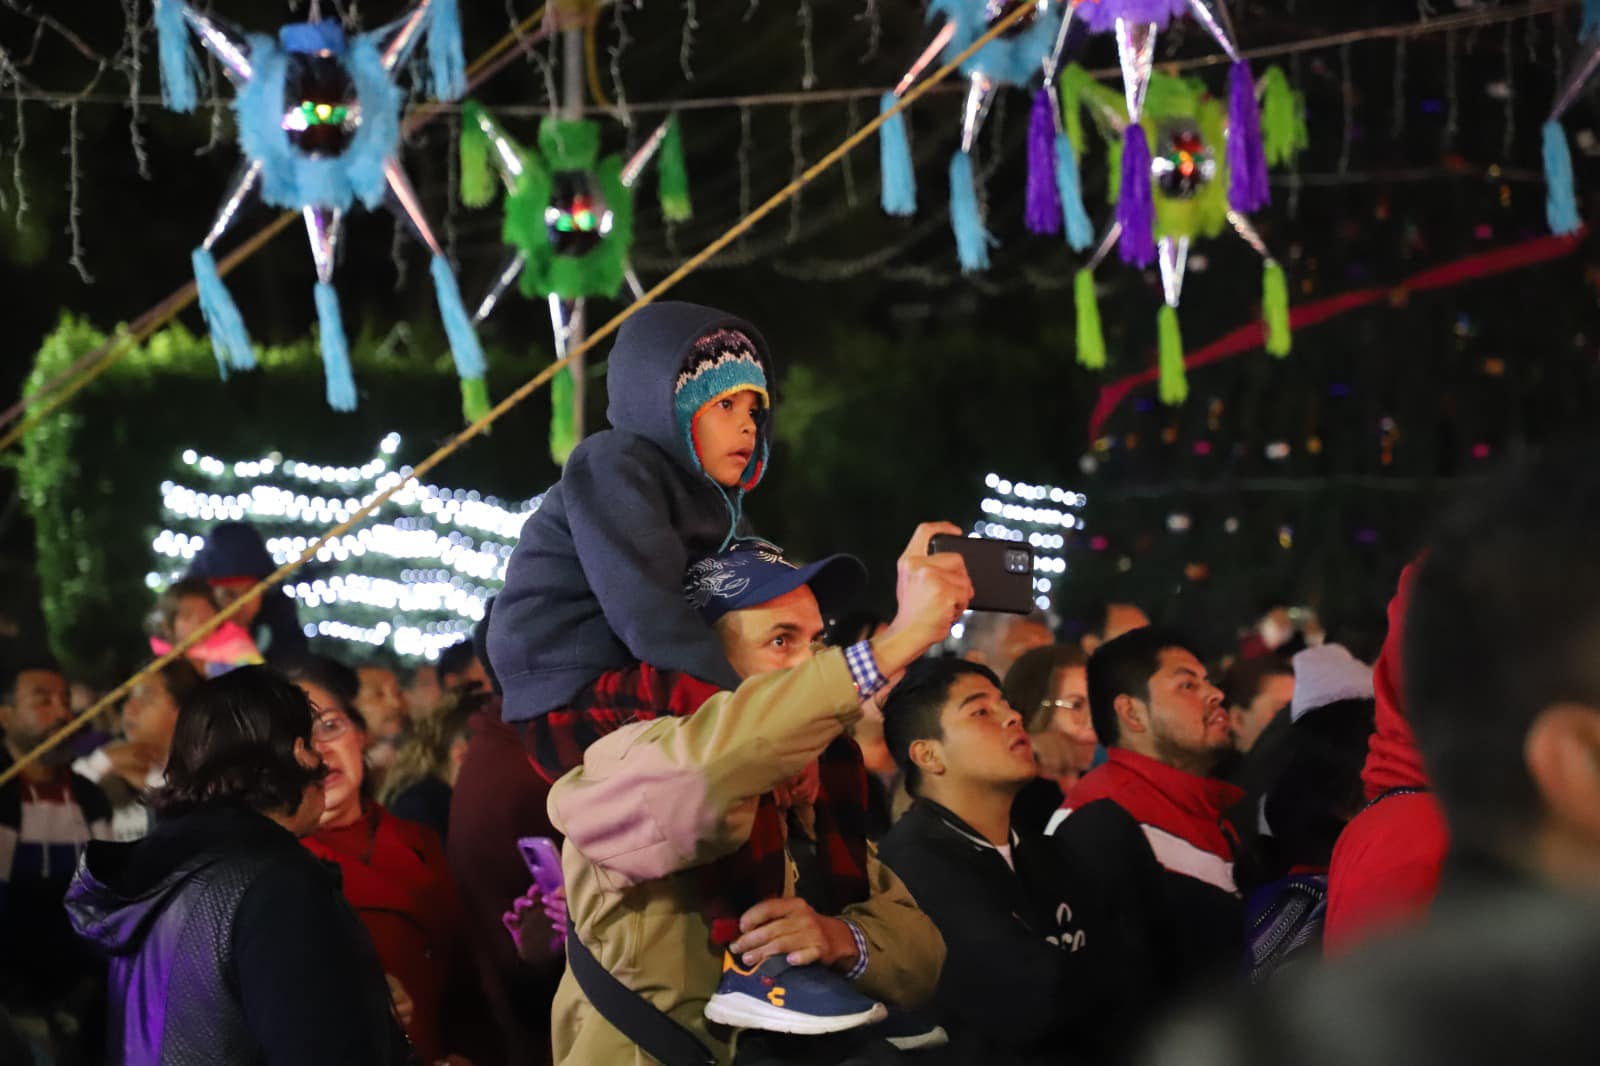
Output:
top-left (15, 315), bottom-right (563, 681)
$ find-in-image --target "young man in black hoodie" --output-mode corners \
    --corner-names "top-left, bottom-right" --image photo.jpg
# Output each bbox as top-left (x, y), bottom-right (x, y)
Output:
top-left (878, 658), bottom-right (1160, 1065)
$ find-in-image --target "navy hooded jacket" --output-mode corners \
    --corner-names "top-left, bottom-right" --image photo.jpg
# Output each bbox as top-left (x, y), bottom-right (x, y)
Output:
top-left (186, 521), bottom-right (309, 662)
top-left (488, 302), bottom-right (774, 722)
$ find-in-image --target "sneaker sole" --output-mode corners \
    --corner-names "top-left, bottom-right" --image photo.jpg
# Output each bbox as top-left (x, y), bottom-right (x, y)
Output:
top-left (884, 1026), bottom-right (949, 1051)
top-left (704, 993), bottom-right (888, 1035)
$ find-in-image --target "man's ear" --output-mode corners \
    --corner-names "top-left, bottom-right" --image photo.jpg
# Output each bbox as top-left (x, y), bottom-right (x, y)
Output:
top-left (1114, 693), bottom-right (1147, 736)
top-left (1526, 705), bottom-right (1600, 842)
top-left (909, 737), bottom-right (945, 781)
top-left (1080, 634), bottom-right (1102, 657)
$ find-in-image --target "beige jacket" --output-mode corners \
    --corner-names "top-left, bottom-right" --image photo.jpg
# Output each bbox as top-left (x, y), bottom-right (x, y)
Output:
top-left (547, 649), bottom-right (946, 1065)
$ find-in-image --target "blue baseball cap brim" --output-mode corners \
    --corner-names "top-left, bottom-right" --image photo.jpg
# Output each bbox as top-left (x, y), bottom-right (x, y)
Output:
top-left (688, 547), bottom-right (867, 626)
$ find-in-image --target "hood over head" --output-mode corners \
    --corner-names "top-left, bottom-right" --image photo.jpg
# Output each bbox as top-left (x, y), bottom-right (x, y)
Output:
top-left (604, 302), bottom-right (776, 491)
top-left (186, 521), bottom-right (275, 584)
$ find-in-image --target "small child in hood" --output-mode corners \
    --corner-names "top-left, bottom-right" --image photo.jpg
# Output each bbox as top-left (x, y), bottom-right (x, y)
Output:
top-left (489, 302), bottom-right (774, 724)
top-left (150, 577), bottom-right (263, 678)
top-left (492, 305), bottom-right (901, 1037)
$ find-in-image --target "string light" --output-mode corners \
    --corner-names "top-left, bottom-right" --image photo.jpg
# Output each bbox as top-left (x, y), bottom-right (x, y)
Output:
top-left (153, 434), bottom-right (544, 662)
top-left (973, 473), bottom-right (1087, 609)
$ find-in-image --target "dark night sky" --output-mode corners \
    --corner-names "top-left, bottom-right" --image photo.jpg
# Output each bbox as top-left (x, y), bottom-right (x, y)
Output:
top-left (1, 0), bottom-right (1597, 660)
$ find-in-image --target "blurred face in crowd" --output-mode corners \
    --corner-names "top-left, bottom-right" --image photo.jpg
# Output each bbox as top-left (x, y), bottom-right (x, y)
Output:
top-left (1117, 647), bottom-right (1229, 775)
top-left (999, 620), bottom-right (1054, 676)
top-left (1229, 672), bottom-right (1296, 754)
top-left (405, 665), bottom-right (443, 720)
top-left (916, 674), bottom-right (1036, 793)
top-left (1, 669), bottom-right (72, 756)
top-left (355, 667), bottom-right (406, 740)
top-left (1083, 603), bottom-right (1151, 655)
top-left (713, 586), bottom-right (826, 681)
top-left (210, 580), bottom-right (263, 626)
top-left (122, 674), bottom-right (182, 758)
top-left (1104, 604), bottom-right (1151, 643)
top-left (298, 679), bottom-right (366, 829)
top-left (694, 390), bottom-right (763, 489)
top-left (1047, 664), bottom-right (1096, 747)
top-left (442, 655), bottom-right (491, 696)
top-left (172, 593), bottom-right (218, 643)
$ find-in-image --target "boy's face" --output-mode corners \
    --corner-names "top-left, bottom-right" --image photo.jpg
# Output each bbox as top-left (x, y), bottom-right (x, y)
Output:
top-left (924, 674), bottom-right (1037, 792)
top-left (173, 594), bottom-right (218, 642)
top-left (695, 390), bottom-right (763, 488)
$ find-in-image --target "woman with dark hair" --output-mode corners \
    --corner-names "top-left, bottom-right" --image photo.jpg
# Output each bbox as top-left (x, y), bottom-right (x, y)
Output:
top-left (290, 656), bottom-right (469, 1065)
top-left (1004, 644), bottom-right (1098, 835)
top-left (63, 666), bottom-right (410, 1066)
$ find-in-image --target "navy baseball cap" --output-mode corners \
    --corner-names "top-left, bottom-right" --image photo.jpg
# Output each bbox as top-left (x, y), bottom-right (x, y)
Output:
top-left (684, 540), bottom-right (867, 625)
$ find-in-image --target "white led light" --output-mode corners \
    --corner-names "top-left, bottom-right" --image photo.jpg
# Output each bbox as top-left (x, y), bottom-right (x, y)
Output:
top-left (155, 435), bottom-right (544, 662)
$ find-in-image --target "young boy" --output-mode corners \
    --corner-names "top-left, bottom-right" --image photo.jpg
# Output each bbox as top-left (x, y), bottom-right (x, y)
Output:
top-left (150, 577), bottom-right (261, 678)
top-left (488, 301), bottom-right (774, 725)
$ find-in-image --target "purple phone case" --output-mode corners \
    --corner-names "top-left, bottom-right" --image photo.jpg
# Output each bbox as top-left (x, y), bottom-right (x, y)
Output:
top-left (518, 836), bottom-right (564, 895)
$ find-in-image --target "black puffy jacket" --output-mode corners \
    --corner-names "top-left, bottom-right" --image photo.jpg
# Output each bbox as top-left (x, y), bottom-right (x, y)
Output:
top-left (65, 804), bottom-right (412, 1066)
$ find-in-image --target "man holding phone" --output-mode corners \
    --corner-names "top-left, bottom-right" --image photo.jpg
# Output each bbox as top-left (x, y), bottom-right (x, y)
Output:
top-left (545, 523), bottom-right (970, 1066)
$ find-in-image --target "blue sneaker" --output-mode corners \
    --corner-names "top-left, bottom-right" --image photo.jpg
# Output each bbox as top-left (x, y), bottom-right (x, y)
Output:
top-left (704, 951), bottom-right (887, 1035)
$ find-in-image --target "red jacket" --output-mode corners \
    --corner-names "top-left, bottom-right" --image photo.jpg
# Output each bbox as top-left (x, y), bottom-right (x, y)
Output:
top-left (1324, 562), bottom-right (1450, 955)
top-left (1054, 747), bottom-right (1249, 989)
top-left (304, 803), bottom-right (465, 1062)
top-left (1060, 748), bottom-right (1245, 885)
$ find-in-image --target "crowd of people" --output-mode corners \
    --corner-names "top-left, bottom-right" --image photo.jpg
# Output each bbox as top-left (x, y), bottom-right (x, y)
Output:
top-left (2, 302), bottom-right (1599, 1066)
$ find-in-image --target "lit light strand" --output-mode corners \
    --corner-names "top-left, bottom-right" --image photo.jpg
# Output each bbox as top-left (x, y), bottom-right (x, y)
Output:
top-left (152, 434), bottom-right (544, 661)
top-left (975, 473), bottom-right (1088, 611)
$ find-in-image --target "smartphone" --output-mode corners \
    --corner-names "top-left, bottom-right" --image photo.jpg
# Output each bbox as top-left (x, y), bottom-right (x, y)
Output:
top-left (928, 534), bottom-right (1036, 615)
top-left (517, 836), bottom-right (564, 896)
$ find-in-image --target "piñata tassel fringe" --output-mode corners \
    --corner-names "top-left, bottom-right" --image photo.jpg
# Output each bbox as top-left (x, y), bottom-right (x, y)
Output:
top-left (1227, 59), bottom-right (1270, 213)
top-left (460, 376), bottom-right (491, 425)
top-left (155, 0), bottom-right (201, 113)
top-left (1026, 88), bottom-right (1063, 235)
top-left (1157, 304), bottom-right (1187, 406)
top-left (191, 247), bottom-right (256, 375)
top-left (948, 151), bottom-right (993, 273)
top-left (1058, 64), bottom-right (1092, 154)
top-left (1263, 260), bottom-right (1292, 357)
top-left (1544, 120), bottom-right (1582, 236)
top-left (1056, 134), bottom-right (1093, 252)
top-left (431, 254), bottom-right (487, 389)
top-left (549, 364), bottom-right (578, 466)
top-left (459, 101), bottom-right (496, 208)
top-left (1260, 66), bottom-right (1308, 167)
top-left (1117, 125), bottom-right (1156, 268)
top-left (425, 0), bottom-right (467, 101)
top-left (658, 114), bottom-right (693, 222)
top-left (314, 282), bottom-right (357, 412)
top-left (879, 92), bottom-right (917, 216)
top-left (1075, 269), bottom-right (1106, 370)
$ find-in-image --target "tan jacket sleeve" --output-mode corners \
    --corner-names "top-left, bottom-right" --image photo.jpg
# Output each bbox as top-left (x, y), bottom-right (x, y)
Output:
top-left (548, 650), bottom-right (862, 893)
top-left (842, 843), bottom-right (946, 1008)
